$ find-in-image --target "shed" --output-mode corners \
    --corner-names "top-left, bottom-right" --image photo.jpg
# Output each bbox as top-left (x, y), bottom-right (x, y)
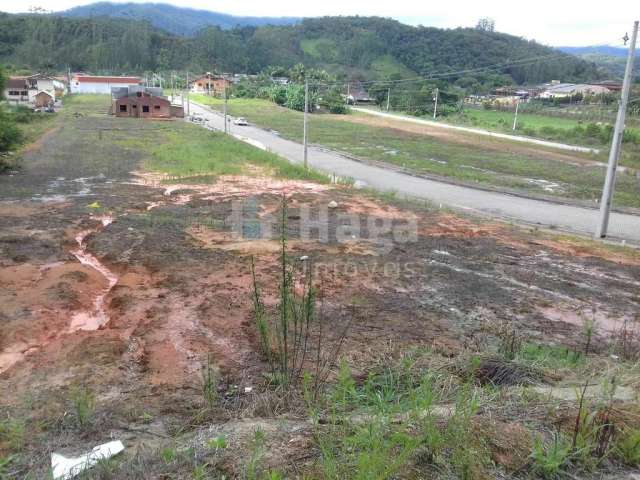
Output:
top-left (34, 91), bottom-right (54, 108)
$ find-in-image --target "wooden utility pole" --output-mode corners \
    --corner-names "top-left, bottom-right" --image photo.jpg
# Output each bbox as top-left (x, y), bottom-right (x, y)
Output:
top-left (512, 100), bottom-right (520, 131)
top-left (303, 79), bottom-right (309, 169)
top-left (386, 88), bottom-right (391, 111)
top-left (595, 21), bottom-right (638, 238)
top-left (433, 88), bottom-right (439, 119)
top-left (185, 71), bottom-right (190, 117)
top-left (223, 79), bottom-right (228, 134)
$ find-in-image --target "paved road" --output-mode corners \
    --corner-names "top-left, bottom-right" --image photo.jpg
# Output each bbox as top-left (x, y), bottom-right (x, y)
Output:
top-left (187, 101), bottom-right (640, 243)
top-left (352, 107), bottom-right (600, 154)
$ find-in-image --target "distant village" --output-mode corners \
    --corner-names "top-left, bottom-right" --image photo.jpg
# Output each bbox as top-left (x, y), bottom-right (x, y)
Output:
top-left (2, 71), bottom-right (624, 118)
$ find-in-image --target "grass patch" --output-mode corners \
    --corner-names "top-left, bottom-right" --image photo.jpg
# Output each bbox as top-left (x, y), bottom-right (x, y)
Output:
top-left (518, 342), bottom-right (585, 370)
top-left (191, 96), bottom-right (640, 208)
top-left (144, 126), bottom-right (326, 183)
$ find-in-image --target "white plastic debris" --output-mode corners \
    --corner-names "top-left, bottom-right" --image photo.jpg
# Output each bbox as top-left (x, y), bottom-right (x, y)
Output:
top-left (353, 180), bottom-right (368, 189)
top-left (299, 255), bottom-right (309, 261)
top-left (328, 200), bottom-right (338, 209)
top-left (244, 386), bottom-right (253, 394)
top-left (51, 440), bottom-right (124, 480)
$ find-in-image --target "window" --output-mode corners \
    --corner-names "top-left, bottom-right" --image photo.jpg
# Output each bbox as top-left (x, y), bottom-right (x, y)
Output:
top-left (136, 92), bottom-right (142, 97)
top-left (142, 105), bottom-right (149, 113)
top-left (21, 91), bottom-right (28, 96)
top-left (8, 90), bottom-right (19, 96)
top-left (119, 104), bottom-right (127, 112)
top-left (154, 105), bottom-right (160, 110)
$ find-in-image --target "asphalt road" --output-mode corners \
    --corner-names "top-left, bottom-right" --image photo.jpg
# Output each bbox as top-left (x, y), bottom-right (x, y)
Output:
top-left (187, 101), bottom-right (640, 244)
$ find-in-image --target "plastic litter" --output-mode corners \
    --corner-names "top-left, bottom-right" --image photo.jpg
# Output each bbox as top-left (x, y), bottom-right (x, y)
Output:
top-left (51, 440), bottom-right (124, 479)
top-left (328, 200), bottom-right (338, 209)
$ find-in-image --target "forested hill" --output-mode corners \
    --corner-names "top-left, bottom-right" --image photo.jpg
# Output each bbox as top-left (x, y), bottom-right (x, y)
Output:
top-left (0, 13), bottom-right (600, 88)
top-left (60, 2), bottom-right (300, 36)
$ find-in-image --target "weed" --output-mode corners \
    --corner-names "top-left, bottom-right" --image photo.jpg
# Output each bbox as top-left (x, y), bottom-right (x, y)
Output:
top-left (251, 197), bottom-right (350, 391)
top-left (531, 432), bottom-right (572, 478)
top-left (161, 447), bottom-right (177, 464)
top-left (246, 428), bottom-right (266, 480)
top-left (518, 342), bottom-right (583, 370)
top-left (69, 385), bottom-right (95, 429)
top-left (201, 353), bottom-right (218, 411)
top-left (445, 384), bottom-right (487, 479)
top-left (582, 313), bottom-right (597, 356)
top-left (616, 429), bottom-right (640, 466)
top-left (0, 417), bottom-right (25, 452)
top-left (491, 319), bottom-right (524, 361)
top-left (0, 455), bottom-right (16, 479)
top-left (192, 463), bottom-right (209, 480)
top-left (206, 435), bottom-right (227, 450)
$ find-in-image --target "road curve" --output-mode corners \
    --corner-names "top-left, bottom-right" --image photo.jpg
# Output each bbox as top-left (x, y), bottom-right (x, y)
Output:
top-left (188, 101), bottom-right (640, 244)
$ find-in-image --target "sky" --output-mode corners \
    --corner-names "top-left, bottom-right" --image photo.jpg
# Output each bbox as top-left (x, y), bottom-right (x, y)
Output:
top-left (4, 0), bottom-right (639, 46)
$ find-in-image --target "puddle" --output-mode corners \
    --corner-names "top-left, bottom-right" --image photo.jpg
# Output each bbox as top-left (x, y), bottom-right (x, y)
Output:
top-left (68, 216), bottom-right (119, 332)
top-left (526, 178), bottom-right (565, 193)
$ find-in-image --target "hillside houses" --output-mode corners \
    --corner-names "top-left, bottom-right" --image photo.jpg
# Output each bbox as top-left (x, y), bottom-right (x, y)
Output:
top-left (189, 73), bottom-right (231, 95)
top-left (3, 74), bottom-right (65, 106)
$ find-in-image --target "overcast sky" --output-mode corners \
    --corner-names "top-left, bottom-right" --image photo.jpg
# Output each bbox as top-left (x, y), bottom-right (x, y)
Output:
top-left (4, 0), bottom-right (638, 46)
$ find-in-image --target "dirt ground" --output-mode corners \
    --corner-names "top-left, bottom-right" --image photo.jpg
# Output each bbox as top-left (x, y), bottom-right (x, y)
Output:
top-left (1, 108), bottom-right (639, 477)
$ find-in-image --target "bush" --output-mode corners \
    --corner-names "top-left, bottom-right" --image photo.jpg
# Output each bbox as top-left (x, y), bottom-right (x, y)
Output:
top-left (8, 105), bottom-right (35, 123)
top-left (268, 85), bottom-right (287, 106)
top-left (284, 84), bottom-right (306, 111)
top-left (584, 123), bottom-right (601, 139)
top-left (0, 114), bottom-right (22, 153)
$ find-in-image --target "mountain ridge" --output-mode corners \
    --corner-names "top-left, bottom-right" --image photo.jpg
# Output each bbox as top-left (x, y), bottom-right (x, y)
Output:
top-left (59, 2), bottom-right (300, 36)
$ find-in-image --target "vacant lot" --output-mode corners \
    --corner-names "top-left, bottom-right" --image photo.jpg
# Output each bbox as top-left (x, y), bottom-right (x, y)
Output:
top-left (192, 96), bottom-right (640, 209)
top-left (1, 95), bottom-right (639, 479)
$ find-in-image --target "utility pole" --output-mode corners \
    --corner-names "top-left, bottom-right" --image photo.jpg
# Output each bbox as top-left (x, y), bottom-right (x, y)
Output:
top-left (512, 100), bottom-right (520, 131)
top-left (185, 72), bottom-right (190, 117)
top-left (433, 87), bottom-right (439, 120)
top-left (223, 79), bottom-right (228, 134)
top-left (386, 88), bottom-right (391, 111)
top-left (595, 21), bottom-right (638, 238)
top-left (303, 79), bottom-right (309, 169)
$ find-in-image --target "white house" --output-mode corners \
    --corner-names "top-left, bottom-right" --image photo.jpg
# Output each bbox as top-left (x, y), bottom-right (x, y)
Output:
top-left (3, 74), bottom-right (65, 105)
top-left (71, 75), bottom-right (142, 94)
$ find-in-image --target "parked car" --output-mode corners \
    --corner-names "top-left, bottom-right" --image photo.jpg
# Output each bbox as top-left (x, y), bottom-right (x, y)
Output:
top-left (190, 115), bottom-right (206, 123)
top-left (233, 117), bottom-right (248, 126)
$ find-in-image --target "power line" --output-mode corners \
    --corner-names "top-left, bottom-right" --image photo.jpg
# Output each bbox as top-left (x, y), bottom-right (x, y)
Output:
top-left (303, 36), bottom-right (631, 90)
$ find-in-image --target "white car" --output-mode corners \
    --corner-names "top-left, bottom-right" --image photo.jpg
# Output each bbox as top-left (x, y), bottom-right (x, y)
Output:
top-left (233, 117), bottom-right (248, 126)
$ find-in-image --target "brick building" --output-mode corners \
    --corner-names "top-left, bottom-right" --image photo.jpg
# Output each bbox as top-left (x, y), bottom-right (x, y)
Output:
top-left (114, 91), bottom-right (172, 118)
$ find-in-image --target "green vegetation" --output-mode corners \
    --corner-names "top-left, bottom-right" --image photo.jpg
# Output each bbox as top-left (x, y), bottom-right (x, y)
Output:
top-left (1, 64), bottom-right (59, 171)
top-left (0, 14), bottom-right (598, 87)
top-left (58, 96), bottom-right (326, 183)
top-left (193, 96), bottom-right (640, 208)
top-left (443, 107), bottom-right (640, 163)
top-left (69, 384), bottom-right (96, 429)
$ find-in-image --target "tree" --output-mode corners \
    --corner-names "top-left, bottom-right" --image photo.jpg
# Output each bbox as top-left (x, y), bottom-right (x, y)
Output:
top-left (0, 64), bottom-right (6, 94)
top-left (476, 18), bottom-right (496, 32)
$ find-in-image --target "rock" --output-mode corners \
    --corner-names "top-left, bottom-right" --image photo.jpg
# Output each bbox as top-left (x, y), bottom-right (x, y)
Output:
top-left (328, 201), bottom-right (338, 209)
